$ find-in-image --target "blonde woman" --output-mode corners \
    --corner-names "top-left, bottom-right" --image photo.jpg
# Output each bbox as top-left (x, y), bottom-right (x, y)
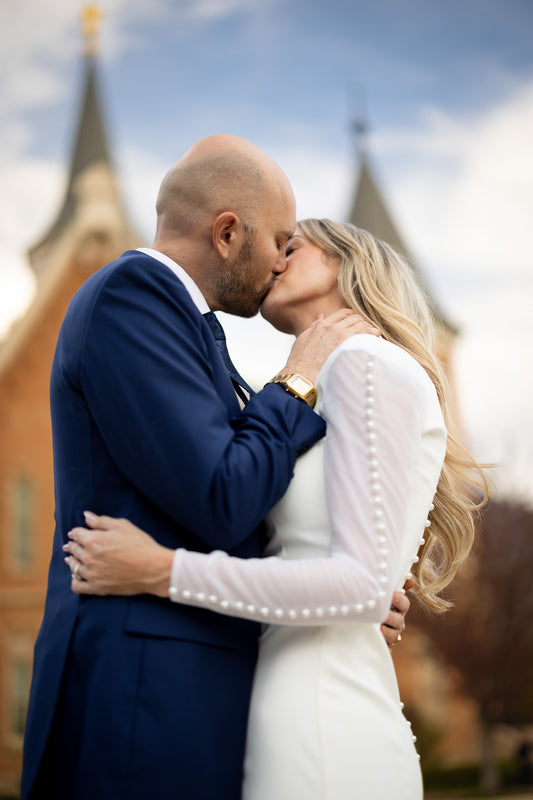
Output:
top-left (65, 220), bottom-right (487, 799)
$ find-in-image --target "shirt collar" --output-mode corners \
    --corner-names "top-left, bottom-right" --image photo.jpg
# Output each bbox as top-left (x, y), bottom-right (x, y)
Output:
top-left (137, 247), bottom-right (210, 314)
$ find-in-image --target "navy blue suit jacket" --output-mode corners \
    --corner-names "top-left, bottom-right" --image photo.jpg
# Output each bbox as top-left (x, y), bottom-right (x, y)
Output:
top-left (21, 251), bottom-right (325, 800)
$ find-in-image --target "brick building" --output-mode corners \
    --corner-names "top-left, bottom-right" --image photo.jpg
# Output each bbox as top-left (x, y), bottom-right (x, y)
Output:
top-left (0, 20), bottom-right (483, 798)
top-left (0, 42), bottom-right (141, 794)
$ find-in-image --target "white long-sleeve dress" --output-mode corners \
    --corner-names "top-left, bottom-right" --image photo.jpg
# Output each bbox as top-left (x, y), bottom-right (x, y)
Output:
top-left (169, 334), bottom-right (447, 799)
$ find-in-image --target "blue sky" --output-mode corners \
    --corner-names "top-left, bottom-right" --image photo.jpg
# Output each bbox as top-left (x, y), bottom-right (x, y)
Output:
top-left (1, 0), bottom-right (533, 497)
top-left (15, 1), bottom-right (533, 151)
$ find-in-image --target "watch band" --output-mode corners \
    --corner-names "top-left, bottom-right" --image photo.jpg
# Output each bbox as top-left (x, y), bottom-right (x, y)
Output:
top-left (266, 373), bottom-right (317, 409)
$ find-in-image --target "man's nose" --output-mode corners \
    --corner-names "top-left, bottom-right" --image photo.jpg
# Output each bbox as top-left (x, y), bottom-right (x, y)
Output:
top-left (273, 253), bottom-right (288, 275)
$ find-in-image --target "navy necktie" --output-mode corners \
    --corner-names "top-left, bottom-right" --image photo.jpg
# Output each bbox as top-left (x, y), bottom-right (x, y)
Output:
top-left (203, 312), bottom-right (255, 404)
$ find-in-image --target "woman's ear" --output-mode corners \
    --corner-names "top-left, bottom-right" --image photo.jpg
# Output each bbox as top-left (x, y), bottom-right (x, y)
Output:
top-left (212, 211), bottom-right (241, 259)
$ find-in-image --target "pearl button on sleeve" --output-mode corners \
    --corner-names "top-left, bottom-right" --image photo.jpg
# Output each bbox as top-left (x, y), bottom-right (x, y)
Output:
top-left (169, 337), bottom-right (445, 627)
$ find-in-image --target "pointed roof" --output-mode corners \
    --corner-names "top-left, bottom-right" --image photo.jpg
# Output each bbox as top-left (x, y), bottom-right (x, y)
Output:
top-left (1, 19), bottom-right (142, 375)
top-left (27, 52), bottom-right (115, 272)
top-left (349, 156), bottom-right (411, 262)
top-left (67, 54), bottom-right (112, 199)
top-left (348, 144), bottom-right (457, 335)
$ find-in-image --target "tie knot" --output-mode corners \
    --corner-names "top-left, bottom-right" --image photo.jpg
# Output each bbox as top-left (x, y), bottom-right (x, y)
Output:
top-left (203, 311), bottom-right (226, 342)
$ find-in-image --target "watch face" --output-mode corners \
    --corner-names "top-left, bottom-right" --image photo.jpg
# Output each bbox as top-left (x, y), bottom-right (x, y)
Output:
top-left (287, 375), bottom-right (312, 395)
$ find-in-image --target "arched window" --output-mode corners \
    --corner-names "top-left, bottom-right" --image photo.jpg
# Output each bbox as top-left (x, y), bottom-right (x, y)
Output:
top-left (2, 639), bottom-right (33, 748)
top-left (10, 657), bottom-right (31, 740)
top-left (11, 476), bottom-right (34, 569)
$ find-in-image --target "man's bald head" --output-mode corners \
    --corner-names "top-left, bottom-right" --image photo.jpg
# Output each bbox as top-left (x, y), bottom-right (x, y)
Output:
top-left (155, 134), bottom-right (293, 239)
top-left (152, 135), bottom-right (296, 315)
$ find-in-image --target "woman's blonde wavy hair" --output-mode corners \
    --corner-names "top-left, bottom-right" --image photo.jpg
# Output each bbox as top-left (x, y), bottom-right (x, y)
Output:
top-left (298, 218), bottom-right (490, 613)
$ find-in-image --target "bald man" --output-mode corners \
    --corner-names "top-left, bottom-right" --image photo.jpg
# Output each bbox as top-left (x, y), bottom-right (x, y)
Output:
top-left (22, 136), bottom-right (406, 800)
top-left (20, 136), bottom-right (357, 800)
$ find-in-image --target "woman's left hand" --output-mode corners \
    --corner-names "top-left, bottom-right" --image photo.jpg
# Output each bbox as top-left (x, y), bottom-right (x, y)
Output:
top-left (63, 512), bottom-right (174, 597)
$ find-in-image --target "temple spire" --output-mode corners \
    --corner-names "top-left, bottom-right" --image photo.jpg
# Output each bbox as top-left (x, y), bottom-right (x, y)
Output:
top-left (347, 83), bottom-right (369, 159)
top-left (347, 109), bottom-right (457, 335)
top-left (70, 3), bottom-right (109, 182)
top-left (82, 3), bottom-right (103, 57)
top-left (67, 49), bottom-right (112, 189)
top-left (28, 3), bottom-right (115, 275)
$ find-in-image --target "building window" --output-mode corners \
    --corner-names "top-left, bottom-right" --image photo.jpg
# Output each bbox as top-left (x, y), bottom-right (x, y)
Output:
top-left (1, 638), bottom-right (34, 749)
top-left (11, 476), bottom-right (34, 569)
top-left (10, 658), bottom-right (31, 741)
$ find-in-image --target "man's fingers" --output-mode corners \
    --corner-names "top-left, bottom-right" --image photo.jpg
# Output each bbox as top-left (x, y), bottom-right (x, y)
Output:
top-left (382, 610), bottom-right (405, 636)
top-left (391, 590), bottom-right (411, 617)
top-left (381, 621), bottom-right (403, 647)
top-left (381, 588), bottom-right (412, 648)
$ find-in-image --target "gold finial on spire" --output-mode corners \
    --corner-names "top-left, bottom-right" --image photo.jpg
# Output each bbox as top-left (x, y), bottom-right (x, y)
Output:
top-left (82, 3), bottom-right (102, 57)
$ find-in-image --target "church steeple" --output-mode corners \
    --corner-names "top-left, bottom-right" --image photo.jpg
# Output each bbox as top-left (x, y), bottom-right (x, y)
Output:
top-left (32, 57), bottom-right (112, 254)
top-left (348, 151), bottom-right (412, 263)
top-left (69, 2), bottom-right (110, 183)
top-left (347, 121), bottom-right (457, 335)
top-left (68, 56), bottom-right (111, 197)
top-left (28, 4), bottom-right (139, 278)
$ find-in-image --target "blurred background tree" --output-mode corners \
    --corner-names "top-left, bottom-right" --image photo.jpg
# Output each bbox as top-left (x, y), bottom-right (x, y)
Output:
top-left (412, 496), bottom-right (533, 792)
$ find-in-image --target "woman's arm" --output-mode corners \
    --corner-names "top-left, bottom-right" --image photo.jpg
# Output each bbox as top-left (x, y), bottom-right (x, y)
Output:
top-left (65, 339), bottom-right (442, 628)
top-left (165, 341), bottom-right (433, 625)
top-left (64, 512), bottom-right (412, 643)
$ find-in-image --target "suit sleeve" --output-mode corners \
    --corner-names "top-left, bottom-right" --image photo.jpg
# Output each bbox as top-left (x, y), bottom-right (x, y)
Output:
top-left (76, 258), bottom-right (325, 550)
top-left (165, 339), bottom-right (444, 625)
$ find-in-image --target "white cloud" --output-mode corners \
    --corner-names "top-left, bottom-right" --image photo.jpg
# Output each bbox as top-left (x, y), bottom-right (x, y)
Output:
top-left (0, 157), bottom-right (64, 337)
top-left (265, 139), bottom-right (353, 221)
top-left (0, 158), bottom-right (65, 246)
top-left (0, 1), bottom-right (174, 126)
top-left (115, 144), bottom-right (169, 241)
top-left (262, 87), bottom-right (533, 496)
top-left (372, 79), bottom-right (533, 283)
top-left (364, 79), bottom-right (533, 493)
top-left (182, 0), bottom-right (277, 20)
top-left (1, 13), bottom-right (532, 497)
top-left (0, 251), bottom-right (36, 340)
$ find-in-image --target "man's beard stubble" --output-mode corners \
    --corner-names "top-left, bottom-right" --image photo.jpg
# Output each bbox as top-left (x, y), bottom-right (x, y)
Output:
top-left (213, 236), bottom-right (274, 318)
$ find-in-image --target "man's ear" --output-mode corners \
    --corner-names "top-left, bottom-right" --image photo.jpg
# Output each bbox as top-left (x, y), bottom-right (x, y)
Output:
top-left (212, 212), bottom-right (241, 259)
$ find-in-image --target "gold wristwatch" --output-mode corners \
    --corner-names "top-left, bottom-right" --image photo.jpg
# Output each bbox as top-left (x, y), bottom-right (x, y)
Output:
top-left (266, 373), bottom-right (317, 409)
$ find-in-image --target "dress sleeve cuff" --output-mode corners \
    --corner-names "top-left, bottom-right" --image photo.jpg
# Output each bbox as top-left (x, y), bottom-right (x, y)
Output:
top-left (168, 548), bottom-right (183, 601)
